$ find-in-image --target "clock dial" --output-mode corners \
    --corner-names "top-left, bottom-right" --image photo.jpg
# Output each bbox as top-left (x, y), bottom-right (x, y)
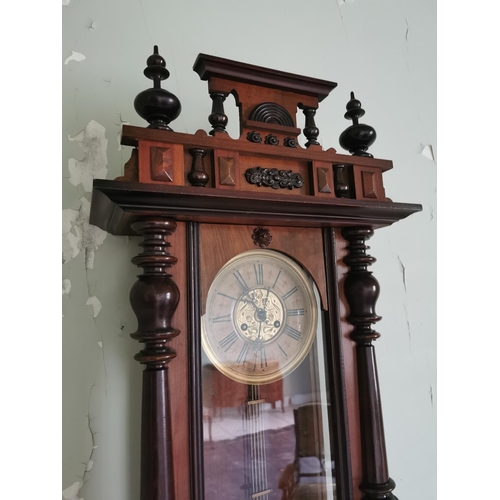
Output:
top-left (202, 249), bottom-right (318, 384)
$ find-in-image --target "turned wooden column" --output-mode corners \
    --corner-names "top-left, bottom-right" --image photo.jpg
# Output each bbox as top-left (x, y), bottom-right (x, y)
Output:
top-left (342, 227), bottom-right (397, 500)
top-left (129, 218), bottom-right (180, 500)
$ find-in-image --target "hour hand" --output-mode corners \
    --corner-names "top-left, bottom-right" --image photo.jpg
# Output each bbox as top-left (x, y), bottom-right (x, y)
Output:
top-left (242, 291), bottom-right (258, 309)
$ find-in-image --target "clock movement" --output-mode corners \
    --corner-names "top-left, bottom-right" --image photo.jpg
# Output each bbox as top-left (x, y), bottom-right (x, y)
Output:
top-left (89, 47), bottom-right (422, 500)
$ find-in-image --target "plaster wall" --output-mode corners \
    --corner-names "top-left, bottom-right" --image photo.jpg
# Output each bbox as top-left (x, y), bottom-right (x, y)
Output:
top-left (62, 1), bottom-right (436, 499)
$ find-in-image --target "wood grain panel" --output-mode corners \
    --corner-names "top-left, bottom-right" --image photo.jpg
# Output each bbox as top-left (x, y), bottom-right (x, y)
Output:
top-left (334, 228), bottom-right (362, 500)
top-left (353, 165), bottom-right (385, 201)
top-left (199, 224), bottom-right (327, 313)
top-left (167, 222), bottom-right (190, 500)
top-left (137, 139), bottom-right (184, 185)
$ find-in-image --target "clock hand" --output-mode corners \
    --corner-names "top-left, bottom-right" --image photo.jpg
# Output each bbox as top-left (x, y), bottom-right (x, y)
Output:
top-left (242, 291), bottom-right (259, 310)
top-left (263, 287), bottom-right (270, 309)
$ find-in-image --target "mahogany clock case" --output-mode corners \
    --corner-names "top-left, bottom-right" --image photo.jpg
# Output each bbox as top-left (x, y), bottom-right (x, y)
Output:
top-left (88, 49), bottom-right (422, 500)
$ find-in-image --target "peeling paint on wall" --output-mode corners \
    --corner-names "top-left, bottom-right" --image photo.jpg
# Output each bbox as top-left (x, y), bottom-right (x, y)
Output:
top-left (62, 279), bottom-right (72, 295)
top-left (62, 481), bottom-right (82, 500)
top-left (86, 296), bottom-right (102, 318)
top-left (62, 197), bottom-right (107, 270)
top-left (64, 51), bottom-right (86, 65)
top-left (68, 120), bottom-right (108, 192)
top-left (417, 144), bottom-right (435, 162)
top-left (397, 256), bottom-right (407, 293)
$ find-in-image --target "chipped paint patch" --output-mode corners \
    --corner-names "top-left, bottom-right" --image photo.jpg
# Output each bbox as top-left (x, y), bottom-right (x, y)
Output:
top-left (397, 256), bottom-right (407, 293)
top-left (68, 120), bottom-right (108, 192)
top-left (64, 51), bottom-right (86, 65)
top-left (62, 279), bottom-right (72, 295)
top-left (62, 197), bottom-right (107, 269)
top-left (417, 144), bottom-right (435, 161)
top-left (98, 341), bottom-right (103, 348)
top-left (62, 482), bottom-right (82, 500)
top-left (86, 296), bottom-right (102, 318)
top-left (62, 0), bottom-right (71, 5)
top-left (86, 459), bottom-right (94, 471)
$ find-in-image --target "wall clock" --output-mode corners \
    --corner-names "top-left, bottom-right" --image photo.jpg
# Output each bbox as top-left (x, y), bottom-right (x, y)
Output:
top-left (89, 47), bottom-right (422, 500)
top-left (202, 249), bottom-right (318, 385)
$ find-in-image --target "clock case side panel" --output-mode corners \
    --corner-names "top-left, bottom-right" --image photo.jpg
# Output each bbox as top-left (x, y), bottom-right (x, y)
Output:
top-left (187, 222), bottom-right (205, 500)
top-left (331, 228), bottom-right (363, 500)
top-left (170, 222), bottom-right (192, 500)
top-left (185, 223), bottom-right (353, 499)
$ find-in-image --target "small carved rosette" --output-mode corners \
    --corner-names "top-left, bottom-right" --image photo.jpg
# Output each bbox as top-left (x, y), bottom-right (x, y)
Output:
top-left (252, 227), bottom-right (272, 247)
top-left (245, 167), bottom-right (304, 190)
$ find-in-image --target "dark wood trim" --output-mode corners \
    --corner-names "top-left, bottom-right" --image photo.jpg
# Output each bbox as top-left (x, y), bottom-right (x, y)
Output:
top-left (187, 222), bottom-right (205, 500)
top-left (193, 53), bottom-right (337, 101)
top-left (341, 227), bottom-right (397, 500)
top-left (129, 218), bottom-right (180, 500)
top-left (89, 180), bottom-right (422, 235)
top-left (322, 227), bottom-right (353, 500)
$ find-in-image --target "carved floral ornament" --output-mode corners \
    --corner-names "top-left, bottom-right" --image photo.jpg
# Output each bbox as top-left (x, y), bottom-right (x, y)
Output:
top-left (245, 166), bottom-right (304, 190)
top-left (252, 227), bottom-right (272, 247)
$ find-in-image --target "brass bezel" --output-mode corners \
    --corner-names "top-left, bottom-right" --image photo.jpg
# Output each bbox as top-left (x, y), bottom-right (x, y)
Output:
top-left (202, 249), bottom-right (318, 385)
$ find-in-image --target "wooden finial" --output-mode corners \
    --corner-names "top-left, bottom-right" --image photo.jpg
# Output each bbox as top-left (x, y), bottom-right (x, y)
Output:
top-left (339, 92), bottom-right (377, 157)
top-left (134, 46), bottom-right (182, 130)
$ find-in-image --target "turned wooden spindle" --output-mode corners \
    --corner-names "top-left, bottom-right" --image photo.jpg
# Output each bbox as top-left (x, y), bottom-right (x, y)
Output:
top-left (333, 164), bottom-right (350, 198)
top-left (208, 91), bottom-right (229, 135)
top-left (187, 148), bottom-right (209, 187)
top-left (129, 218), bottom-right (180, 500)
top-left (341, 227), bottom-right (397, 500)
top-left (300, 106), bottom-right (320, 147)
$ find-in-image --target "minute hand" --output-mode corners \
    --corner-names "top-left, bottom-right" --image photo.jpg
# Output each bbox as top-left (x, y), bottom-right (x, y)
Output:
top-left (242, 291), bottom-right (259, 310)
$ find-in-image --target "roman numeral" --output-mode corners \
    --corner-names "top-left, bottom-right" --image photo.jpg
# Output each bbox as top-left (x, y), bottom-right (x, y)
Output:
top-left (236, 343), bottom-right (250, 365)
top-left (287, 309), bottom-right (305, 316)
top-left (254, 264), bottom-right (264, 285)
top-left (219, 331), bottom-right (238, 351)
top-left (272, 269), bottom-right (282, 289)
top-left (233, 270), bottom-right (248, 290)
top-left (260, 346), bottom-right (267, 368)
top-left (284, 325), bottom-right (301, 341)
top-left (278, 343), bottom-right (288, 359)
top-left (212, 314), bottom-right (231, 323)
top-left (282, 286), bottom-right (298, 300)
top-left (218, 291), bottom-right (237, 301)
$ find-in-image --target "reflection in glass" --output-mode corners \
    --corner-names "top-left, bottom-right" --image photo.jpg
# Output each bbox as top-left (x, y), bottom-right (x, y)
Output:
top-left (202, 287), bottom-right (336, 499)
